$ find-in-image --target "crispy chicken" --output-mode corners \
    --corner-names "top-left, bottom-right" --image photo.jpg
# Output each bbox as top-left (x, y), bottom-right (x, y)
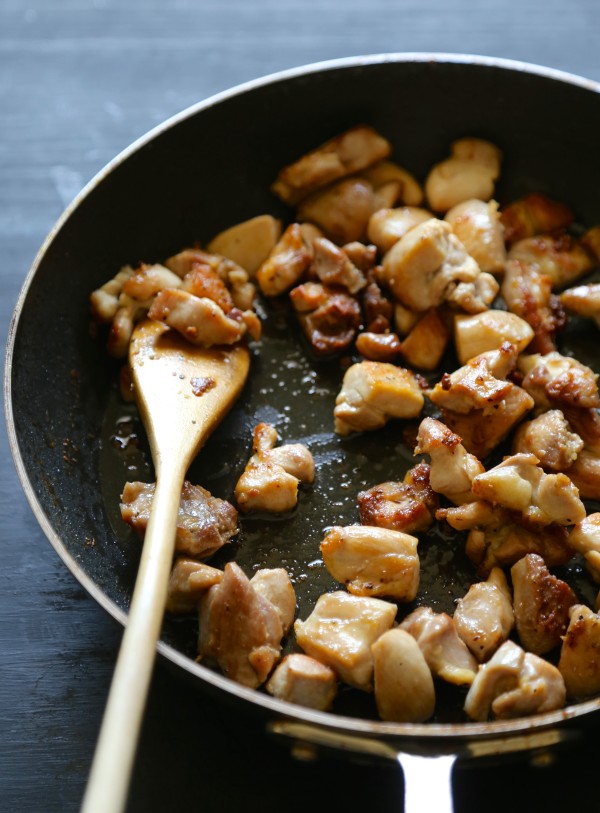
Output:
top-left (558, 604), bottom-right (600, 698)
top-left (454, 567), bottom-right (514, 662)
top-left (512, 410), bottom-right (583, 472)
top-left (508, 233), bottom-right (594, 289)
top-left (445, 198), bottom-right (506, 274)
top-left (357, 462), bottom-right (438, 534)
top-left (165, 558), bottom-right (223, 614)
top-left (256, 222), bottom-right (312, 297)
top-left (500, 193), bottom-right (574, 245)
top-left (289, 281), bottom-right (362, 356)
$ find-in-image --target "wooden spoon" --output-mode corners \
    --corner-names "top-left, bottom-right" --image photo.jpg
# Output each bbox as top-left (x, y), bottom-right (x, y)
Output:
top-left (81, 319), bottom-right (250, 813)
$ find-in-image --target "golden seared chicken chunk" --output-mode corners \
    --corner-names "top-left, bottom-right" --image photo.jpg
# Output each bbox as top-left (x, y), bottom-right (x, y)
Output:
top-left (289, 281), bottom-right (361, 356)
top-left (400, 606), bottom-right (478, 686)
top-left (454, 568), bottom-right (514, 662)
top-left (164, 247), bottom-right (257, 311)
top-left (512, 410), bottom-right (583, 472)
top-left (464, 640), bottom-right (566, 721)
top-left (206, 214), bottom-right (282, 275)
top-left (568, 449), bottom-right (600, 501)
top-left (399, 307), bottom-right (450, 371)
top-left (234, 423), bottom-right (314, 514)
top-left (294, 591), bottom-right (396, 691)
top-left (122, 263), bottom-right (182, 301)
top-left (311, 236), bottom-right (368, 293)
top-left (501, 259), bottom-right (565, 354)
top-left (256, 223), bottom-right (312, 297)
top-left (471, 453), bottom-right (585, 527)
top-left (372, 629), bottom-right (435, 722)
top-left (568, 513), bottom-right (600, 583)
top-left (558, 604), bottom-right (600, 698)
top-left (357, 462), bottom-right (438, 534)
top-left (199, 562), bottom-right (289, 689)
top-left (250, 568), bottom-right (296, 634)
top-left (297, 177), bottom-right (385, 245)
top-left (360, 159), bottom-right (424, 206)
top-left (381, 218), bottom-right (499, 314)
top-left (120, 480), bottom-right (238, 559)
top-left (266, 653), bottom-right (338, 711)
top-left (560, 282), bottom-right (600, 328)
top-left (454, 310), bottom-right (534, 365)
top-left (90, 265), bottom-right (134, 324)
top-left (362, 277), bottom-right (394, 333)
top-left (425, 138), bottom-right (502, 212)
top-left (414, 417), bottom-right (484, 505)
top-left (519, 351), bottom-right (600, 412)
top-left (500, 193), bottom-right (574, 245)
top-left (511, 553), bottom-right (577, 655)
top-left (320, 525), bottom-right (420, 601)
top-left (508, 233), bottom-right (594, 290)
top-left (445, 199), bottom-right (506, 273)
top-left (148, 288), bottom-right (251, 346)
top-left (367, 206), bottom-right (433, 253)
top-left (165, 558), bottom-right (223, 614)
top-left (333, 361), bottom-right (424, 436)
top-left (272, 125), bottom-right (392, 205)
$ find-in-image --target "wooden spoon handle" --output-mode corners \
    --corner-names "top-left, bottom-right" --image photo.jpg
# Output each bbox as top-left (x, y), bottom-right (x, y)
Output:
top-left (81, 462), bottom-right (185, 813)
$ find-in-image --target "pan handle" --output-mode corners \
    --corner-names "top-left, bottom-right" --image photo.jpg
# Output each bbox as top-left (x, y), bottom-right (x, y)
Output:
top-left (396, 752), bottom-right (456, 813)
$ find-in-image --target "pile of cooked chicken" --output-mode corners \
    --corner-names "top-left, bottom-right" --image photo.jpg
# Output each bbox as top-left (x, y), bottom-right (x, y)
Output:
top-left (93, 124), bottom-right (600, 724)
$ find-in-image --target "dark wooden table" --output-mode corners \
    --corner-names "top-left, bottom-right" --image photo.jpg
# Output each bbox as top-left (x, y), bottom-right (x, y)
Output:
top-left (2, 2), bottom-right (599, 811)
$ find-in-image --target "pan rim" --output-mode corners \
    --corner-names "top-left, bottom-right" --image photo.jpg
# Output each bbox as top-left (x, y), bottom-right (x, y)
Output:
top-left (5, 51), bottom-right (600, 744)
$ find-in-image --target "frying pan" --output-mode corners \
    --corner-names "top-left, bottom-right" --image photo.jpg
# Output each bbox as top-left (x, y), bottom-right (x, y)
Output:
top-left (6, 54), bottom-right (600, 811)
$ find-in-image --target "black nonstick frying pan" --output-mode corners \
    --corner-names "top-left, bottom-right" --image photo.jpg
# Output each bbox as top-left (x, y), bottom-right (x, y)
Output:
top-left (6, 54), bottom-right (600, 811)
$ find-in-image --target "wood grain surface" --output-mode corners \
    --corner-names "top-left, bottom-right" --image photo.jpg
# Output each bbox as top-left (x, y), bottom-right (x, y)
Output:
top-left (2, 2), bottom-right (599, 811)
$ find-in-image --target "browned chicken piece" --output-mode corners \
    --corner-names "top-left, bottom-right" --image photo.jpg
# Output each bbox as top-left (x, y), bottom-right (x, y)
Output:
top-left (558, 604), bottom-right (600, 698)
top-left (342, 240), bottom-right (378, 272)
top-left (472, 453), bottom-right (585, 527)
top-left (180, 263), bottom-right (235, 313)
top-left (289, 281), bottom-right (361, 356)
top-left (360, 159), bottom-right (424, 206)
top-left (565, 449), bottom-right (600, 501)
top-left (255, 223), bottom-right (313, 297)
top-left (519, 351), bottom-right (600, 411)
top-left (500, 193), bottom-right (574, 245)
top-left (198, 562), bottom-right (284, 688)
top-left (107, 301), bottom-right (148, 358)
top-left (400, 307), bottom-right (450, 371)
top-left (568, 513), bottom-right (600, 583)
top-left (120, 480), bottom-right (238, 559)
top-left (560, 282), bottom-right (600, 329)
top-left (367, 206), bottom-right (433, 253)
top-left (381, 218), bottom-right (499, 314)
top-left (372, 629), bottom-right (435, 722)
top-left (333, 361), bottom-right (424, 436)
top-left (501, 259), bottom-right (565, 354)
top-left (400, 606), bottom-right (478, 686)
top-left (445, 199), bottom-right (507, 274)
top-left (357, 462), bottom-right (438, 534)
top-left (511, 553), bottom-right (577, 655)
top-left (90, 266), bottom-right (134, 324)
top-left (454, 310), bottom-right (534, 365)
top-left (165, 247), bottom-right (257, 311)
top-left (311, 236), bottom-right (367, 294)
top-left (414, 417), bottom-right (484, 505)
top-left (464, 640), bottom-right (566, 721)
top-left (297, 177), bottom-right (381, 244)
top-left (121, 263), bottom-right (182, 301)
top-left (250, 568), bottom-right (296, 634)
top-left (206, 214), bottom-right (282, 275)
top-left (362, 276), bottom-right (394, 332)
top-left (425, 138), bottom-right (502, 212)
top-left (234, 423), bottom-right (314, 514)
top-left (508, 233), bottom-right (595, 289)
top-left (454, 567), bottom-right (514, 662)
top-left (266, 653), bottom-right (338, 711)
top-left (148, 288), bottom-right (248, 347)
top-left (355, 331), bottom-right (403, 363)
top-left (294, 591), bottom-right (397, 691)
top-left (272, 125), bottom-right (392, 206)
top-left (165, 558), bottom-right (223, 614)
top-left (512, 410), bottom-right (583, 472)
top-left (320, 525), bottom-right (420, 601)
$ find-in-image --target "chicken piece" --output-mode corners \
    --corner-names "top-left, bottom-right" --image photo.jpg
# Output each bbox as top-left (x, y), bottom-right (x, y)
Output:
top-left (381, 218), bottom-right (498, 314)
top-left (121, 263), bottom-right (182, 301)
top-left (454, 568), bottom-right (514, 662)
top-left (400, 606), bottom-right (478, 686)
top-left (234, 423), bottom-right (314, 514)
top-left (250, 568), bottom-right (296, 634)
top-left (206, 214), bottom-right (282, 275)
top-left (445, 199), bottom-right (506, 274)
top-left (198, 562), bottom-right (284, 688)
top-left (464, 640), bottom-right (566, 721)
top-left (362, 277), bottom-right (394, 333)
top-left (107, 301), bottom-right (148, 358)
top-left (333, 361), bottom-right (424, 436)
top-left (508, 233), bottom-right (594, 289)
top-left (342, 240), bottom-right (378, 273)
top-left (367, 206), bottom-right (433, 253)
top-left (266, 653), bottom-right (338, 711)
top-left (355, 331), bottom-right (403, 363)
top-left (454, 310), bottom-right (534, 365)
top-left (297, 177), bottom-right (380, 244)
top-left (310, 236), bottom-right (367, 294)
top-left (357, 462), bottom-right (438, 534)
top-left (568, 513), bottom-right (600, 583)
top-left (272, 125), bottom-right (392, 205)
top-left (320, 525), bottom-right (420, 601)
top-left (165, 558), bottom-right (223, 614)
top-left (501, 259), bottom-right (565, 354)
top-left (500, 193), bottom-right (574, 245)
top-left (400, 307), bottom-right (450, 371)
top-left (519, 351), bottom-right (600, 412)
top-left (360, 160), bottom-right (424, 207)
top-left (372, 629), bottom-right (435, 722)
top-left (512, 410), bottom-right (583, 472)
top-left (180, 263), bottom-right (235, 313)
top-left (120, 480), bottom-right (238, 559)
top-left (568, 449), bottom-right (600, 501)
top-left (164, 248), bottom-right (257, 311)
top-left (560, 282), bottom-right (600, 329)
top-left (414, 417), bottom-right (484, 505)
top-left (558, 604), bottom-right (600, 698)
top-left (511, 553), bottom-right (577, 655)
top-left (289, 281), bottom-right (362, 357)
top-left (294, 591), bottom-right (396, 691)
top-left (90, 266), bottom-right (134, 324)
top-left (471, 453), bottom-right (585, 527)
top-left (147, 288), bottom-right (247, 347)
top-left (425, 138), bottom-right (502, 212)
top-left (255, 223), bottom-right (312, 297)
